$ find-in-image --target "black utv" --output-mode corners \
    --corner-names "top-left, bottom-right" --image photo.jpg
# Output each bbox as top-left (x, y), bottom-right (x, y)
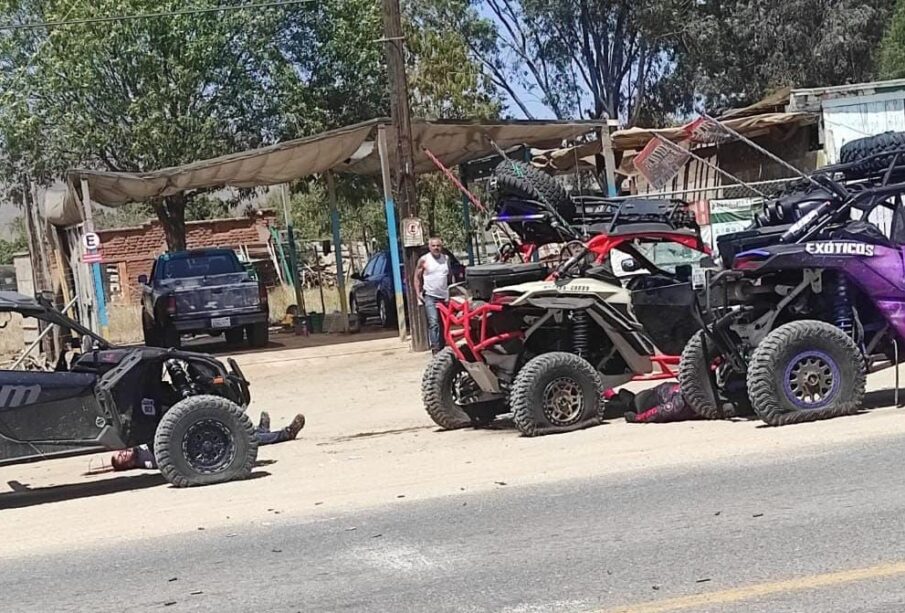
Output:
top-left (0, 292), bottom-right (257, 487)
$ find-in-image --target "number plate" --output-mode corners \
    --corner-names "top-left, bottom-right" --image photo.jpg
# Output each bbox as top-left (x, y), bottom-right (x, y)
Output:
top-left (211, 317), bottom-right (232, 329)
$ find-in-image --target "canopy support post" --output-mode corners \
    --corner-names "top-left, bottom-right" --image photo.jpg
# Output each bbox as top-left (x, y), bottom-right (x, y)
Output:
top-left (377, 124), bottom-right (408, 342)
top-left (79, 179), bottom-right (107, 336)
top-left (326, 171), bottom-right (349, 332)
top-left (281, 184), bottom-right (308, 332)
top-left (459, 163), bottom-right (475, 266)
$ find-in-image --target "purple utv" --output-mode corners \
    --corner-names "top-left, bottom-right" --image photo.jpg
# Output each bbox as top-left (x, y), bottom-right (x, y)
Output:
top-left (633, 131), bottom-right (905, 426)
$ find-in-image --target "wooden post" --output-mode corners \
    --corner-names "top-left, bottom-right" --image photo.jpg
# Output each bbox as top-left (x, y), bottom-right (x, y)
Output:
top-left (600, 120), bottom-right (619, 197)
top-left (381, 0), bottom-right (427, 351)
top-left (377, 124), bottom-right (408, 342)
top-left (280, 183), bottom-right (307, 322)
top-left (326, 172), bottom-right (349, 332)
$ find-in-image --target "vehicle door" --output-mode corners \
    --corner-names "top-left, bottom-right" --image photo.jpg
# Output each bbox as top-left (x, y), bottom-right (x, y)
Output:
top-left (0, 369), bottom-right (104, 445)
top-left (356, 254), bottom-right (382, 314)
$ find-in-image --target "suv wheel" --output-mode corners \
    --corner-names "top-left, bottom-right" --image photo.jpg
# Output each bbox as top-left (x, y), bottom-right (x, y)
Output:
top-left (510, 352), bottom-right (603, 437)
top-left (378, 294), bottom-right (395, 328)
top-left (350, 296), bottom-right (366, 327)
top-left (160, 323), bottom-right (181, 349)
top-left (747, 320), bottom-right (865, 426)
top-left (153, 395), bottom-right (257, 487)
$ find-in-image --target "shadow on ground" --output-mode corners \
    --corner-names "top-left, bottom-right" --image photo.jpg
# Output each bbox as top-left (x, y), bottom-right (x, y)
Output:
top-left (0, 471), bottom-right (271, 510)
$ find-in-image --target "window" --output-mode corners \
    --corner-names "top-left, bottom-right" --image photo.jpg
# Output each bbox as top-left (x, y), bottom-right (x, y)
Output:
top-left (161, 252), bottom-right (242, 279)
top-left (362, 255), bottom-right (380, 278)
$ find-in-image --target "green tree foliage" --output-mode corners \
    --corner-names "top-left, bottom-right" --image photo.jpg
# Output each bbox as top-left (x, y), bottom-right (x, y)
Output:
top-left (679, 0), bottom-right (895, 113)
top-left (0, 0), bottom-right (390, 250)
top-left (879, 0), bottom-right (905, 79)
top-left (477, 0), bottom-right (894, 123)
top-left (0, 218), bottom-right (27, 265)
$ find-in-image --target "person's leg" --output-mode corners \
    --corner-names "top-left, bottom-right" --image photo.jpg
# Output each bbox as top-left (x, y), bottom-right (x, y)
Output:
top-left (255, 414), bottom-right (306, 446)
top-left (423, 295), bottom-right (441, 352)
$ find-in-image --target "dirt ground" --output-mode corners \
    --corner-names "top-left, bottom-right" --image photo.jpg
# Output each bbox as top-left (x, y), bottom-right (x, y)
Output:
top-left (2, 332), bottom-right (905, 559)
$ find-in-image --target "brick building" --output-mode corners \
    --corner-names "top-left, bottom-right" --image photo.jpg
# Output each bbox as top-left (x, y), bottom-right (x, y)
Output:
top-left (97, 210), bottom-right (278, 303)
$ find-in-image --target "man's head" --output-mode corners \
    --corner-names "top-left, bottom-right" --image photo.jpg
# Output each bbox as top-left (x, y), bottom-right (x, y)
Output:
top-left (428, 236), bottom-right (443, 257)
top-left (111, 448), bottom-right (138, 471)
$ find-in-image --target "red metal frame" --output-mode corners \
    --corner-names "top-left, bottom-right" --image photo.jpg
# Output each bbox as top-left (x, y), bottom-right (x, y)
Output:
top-left (440, 230), bottom-right (710, 368)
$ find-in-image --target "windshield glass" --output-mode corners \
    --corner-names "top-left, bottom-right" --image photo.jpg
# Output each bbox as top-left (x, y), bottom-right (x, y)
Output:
top-left (160, 252), bottom-right (242, 279)
top-left (611, 240), bottom-right (707, 277)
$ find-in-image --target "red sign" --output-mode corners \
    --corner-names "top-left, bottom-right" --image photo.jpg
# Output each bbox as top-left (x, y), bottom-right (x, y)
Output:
top-left (684, 116), bottom-right (734, 145)
top-left (633, 138), bottom-right (690, 190)
top-left (83, 249), bottom-right (104, 264)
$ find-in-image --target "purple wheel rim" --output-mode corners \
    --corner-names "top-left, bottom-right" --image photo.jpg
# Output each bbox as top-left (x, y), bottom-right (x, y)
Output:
top-left (782, 350), bottom-right (840, 410)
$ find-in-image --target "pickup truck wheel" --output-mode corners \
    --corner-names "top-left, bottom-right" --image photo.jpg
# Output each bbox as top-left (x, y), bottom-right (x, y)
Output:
top-left (154, 395), bottom-right (257, 487)
top-left (142, 316), bottom-right (159, 347)
top-left (247, 322), bottom-right (269, 348)
top-left (224, 328), bottom-right (244, 345)
top-left (160, 324), bottom-right (181, 349)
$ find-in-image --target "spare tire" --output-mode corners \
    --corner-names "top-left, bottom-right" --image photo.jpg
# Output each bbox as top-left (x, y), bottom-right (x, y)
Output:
top-left (840, 131), bottom-right (905, 178)
top-left (493, 160), bottom-right (575, 221)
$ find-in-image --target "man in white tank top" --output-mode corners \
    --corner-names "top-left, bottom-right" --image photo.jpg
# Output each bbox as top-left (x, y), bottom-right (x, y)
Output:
top-left (414, 236), bottom-right (450, 354)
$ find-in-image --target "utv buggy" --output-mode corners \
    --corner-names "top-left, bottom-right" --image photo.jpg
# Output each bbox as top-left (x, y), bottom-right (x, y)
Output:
top-left (422, 161), bottom-right (709, 436)
top-left (0, 292), bottom-right (258, 487)
top-left (649, 131), bottom-right (905, 426)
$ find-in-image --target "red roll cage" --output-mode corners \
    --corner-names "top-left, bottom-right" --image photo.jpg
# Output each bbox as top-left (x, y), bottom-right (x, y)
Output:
top-left (439, 231), bottom-right (710, 382)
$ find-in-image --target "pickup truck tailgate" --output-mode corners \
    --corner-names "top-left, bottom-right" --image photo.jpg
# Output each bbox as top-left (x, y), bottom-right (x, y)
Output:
top-left (162, 274), bottom-right (261, 316)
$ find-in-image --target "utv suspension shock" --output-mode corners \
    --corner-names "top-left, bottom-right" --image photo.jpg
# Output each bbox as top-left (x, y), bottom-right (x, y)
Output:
top-left (572, 311), bottom-right (589, 358)
top-left (833, 274), bottom-right (854, 336)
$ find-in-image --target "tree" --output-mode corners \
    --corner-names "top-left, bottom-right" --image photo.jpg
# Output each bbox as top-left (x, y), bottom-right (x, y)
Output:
top-left (680, 0), bottom-right (895, 113)
top-left (0, 0), bottom-right (392, 250)
top-left (473, 0), bottom-right (690, 123)
top-left (879, 0), bottom-right (905, 79)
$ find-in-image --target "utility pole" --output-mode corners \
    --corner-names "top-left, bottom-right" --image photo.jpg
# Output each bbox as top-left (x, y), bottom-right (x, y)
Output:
top-left (381, 0), bottom-right (428, 352)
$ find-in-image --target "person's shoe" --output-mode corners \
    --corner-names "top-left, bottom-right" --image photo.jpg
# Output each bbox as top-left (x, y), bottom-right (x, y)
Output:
top-left (285, 413), bottom-right (306, 439)
top-left (258, 411), bottom-right (271, 432)
top-left (624, 411), bottom-right (638, 424)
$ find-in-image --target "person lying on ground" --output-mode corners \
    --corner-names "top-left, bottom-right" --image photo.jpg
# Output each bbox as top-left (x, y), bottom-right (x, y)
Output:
top-left (607, 382), bottom-right (699, 424)
top-left (110, 412), bottom-right (306, 471)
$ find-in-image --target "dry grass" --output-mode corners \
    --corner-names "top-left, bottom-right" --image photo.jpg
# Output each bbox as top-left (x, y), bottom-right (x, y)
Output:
top-left (0, 313), bottom-right (24, 357)
top-left (106, 302), bottom-right (143, 344)
top-left (269, 284), bottom-right (343, 318)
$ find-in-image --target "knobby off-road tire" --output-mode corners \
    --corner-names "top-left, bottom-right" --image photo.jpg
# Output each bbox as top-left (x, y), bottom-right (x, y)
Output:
top-left (493, 160), bottom-right (575, 222)
top-left (747, 320), bottom-right (865, 427)
top-left (840, 131), bottom-right (905, 179)
top-left (154, 395), bottom-right (257, 487)
top-left (678, 331), bottom-right (724, 419)
top-left (510, 352), bottom-right (603, 437)
top-left (421, 347), bottom-right (473, 430)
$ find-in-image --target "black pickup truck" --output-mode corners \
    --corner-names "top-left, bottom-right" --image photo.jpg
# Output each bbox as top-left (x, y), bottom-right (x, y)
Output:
top-left (139, 248), bottom-right (269, 349)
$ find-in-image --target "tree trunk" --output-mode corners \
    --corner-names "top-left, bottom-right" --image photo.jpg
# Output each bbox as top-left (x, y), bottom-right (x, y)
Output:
top-left (154, 194), bottom-right (188, 251)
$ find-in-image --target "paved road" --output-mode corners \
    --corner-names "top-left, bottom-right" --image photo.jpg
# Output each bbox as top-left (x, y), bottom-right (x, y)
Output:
top-left (4, 433), bottom-right (905, 613)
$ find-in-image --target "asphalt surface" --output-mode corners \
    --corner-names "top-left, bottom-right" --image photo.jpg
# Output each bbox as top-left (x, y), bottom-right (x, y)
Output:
top-left (5, 433), bottom-right (905, 613)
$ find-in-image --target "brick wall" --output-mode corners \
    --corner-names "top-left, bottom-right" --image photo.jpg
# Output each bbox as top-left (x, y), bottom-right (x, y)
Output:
top-left (97, 210), bottom-right (276, 303)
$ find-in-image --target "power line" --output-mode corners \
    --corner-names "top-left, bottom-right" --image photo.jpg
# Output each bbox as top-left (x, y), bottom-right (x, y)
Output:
top-left (0, 0), bottom-right (315, 32)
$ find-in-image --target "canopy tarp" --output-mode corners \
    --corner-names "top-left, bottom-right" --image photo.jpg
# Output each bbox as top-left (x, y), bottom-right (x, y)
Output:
top-left (56, 118), bottom-right (603, 225)
top-left (532, 112), bottom-right (818, 173)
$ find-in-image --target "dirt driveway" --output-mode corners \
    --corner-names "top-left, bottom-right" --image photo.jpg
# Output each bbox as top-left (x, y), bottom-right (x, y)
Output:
top-left (2, 335), bottom-right (905, 559)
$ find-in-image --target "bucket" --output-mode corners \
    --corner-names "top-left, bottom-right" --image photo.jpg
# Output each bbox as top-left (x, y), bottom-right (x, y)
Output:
top-left (307, 312), bottom-right (325, 334)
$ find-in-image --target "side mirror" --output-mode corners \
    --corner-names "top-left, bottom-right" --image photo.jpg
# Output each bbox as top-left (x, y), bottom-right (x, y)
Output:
top-left (80, 335), bottom-right (95, 353)
top-left (138, 274), bottom-right (148, 285)
top-left (620, 258), bottom-right (639, 273)
top-left (350, 272), bottom-right (362, 281)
